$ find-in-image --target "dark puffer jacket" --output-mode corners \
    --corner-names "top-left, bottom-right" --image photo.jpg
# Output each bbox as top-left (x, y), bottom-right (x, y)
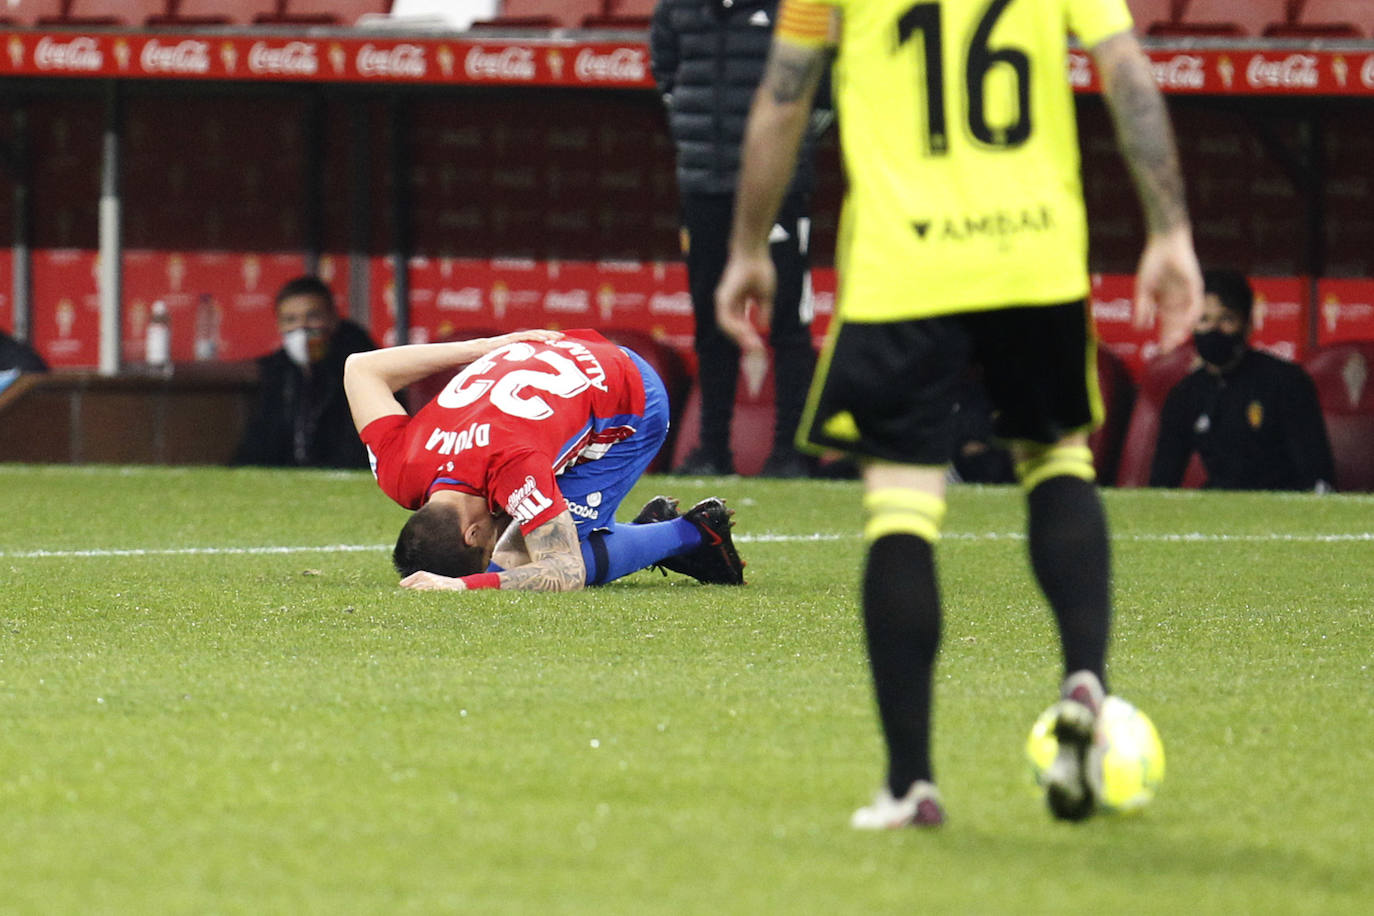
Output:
top-left (651, 0), bottom-right (826, 197)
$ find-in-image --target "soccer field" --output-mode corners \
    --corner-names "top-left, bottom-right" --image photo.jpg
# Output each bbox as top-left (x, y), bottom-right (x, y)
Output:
top-left (1, 465), bottom-right (1370, 913)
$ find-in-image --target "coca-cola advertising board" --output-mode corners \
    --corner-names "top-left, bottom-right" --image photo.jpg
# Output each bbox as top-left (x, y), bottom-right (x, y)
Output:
top-left (1316, 279), bottom-right (1374, 345)
top-left (30, 250), bottom-right (100, 368)
top-left (10, 29), bottom-right (1374, 96)
top-left (1248, 276), bottom-right (1308, 362)
top-left (0, 249), bottom-right (12, 335)
top-left (122, 250), bottom-right (306, 364)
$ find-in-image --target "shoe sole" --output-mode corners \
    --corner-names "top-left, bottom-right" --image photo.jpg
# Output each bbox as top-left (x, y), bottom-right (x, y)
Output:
top-left (1046, 700), bottom-right (1097, 822)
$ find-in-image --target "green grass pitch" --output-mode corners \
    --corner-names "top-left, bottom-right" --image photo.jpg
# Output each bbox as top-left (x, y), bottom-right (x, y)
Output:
top-left (1, 465), bottom-right (1370, 913)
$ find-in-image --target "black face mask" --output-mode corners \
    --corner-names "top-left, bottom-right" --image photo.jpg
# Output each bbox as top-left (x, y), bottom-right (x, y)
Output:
top-left (1193, 329), bottom-right (1245, 367)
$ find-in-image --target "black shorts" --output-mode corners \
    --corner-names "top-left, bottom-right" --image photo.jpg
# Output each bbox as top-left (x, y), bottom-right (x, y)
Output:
top-left (800, 300), bottom-right (1102, 465)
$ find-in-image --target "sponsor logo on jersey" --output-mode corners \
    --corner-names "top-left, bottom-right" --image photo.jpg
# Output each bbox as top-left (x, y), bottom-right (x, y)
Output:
top-left (566, 500), bottom-right (600, 520)
top-left (506, 475), bottom-right (555, 526)
top-left (912, 205), bottom-right (1053, 244)
top-left (424, 422), bottom-right (491, 456)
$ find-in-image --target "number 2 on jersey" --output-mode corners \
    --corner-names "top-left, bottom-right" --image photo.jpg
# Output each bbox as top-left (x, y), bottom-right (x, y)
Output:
top-left (896, 0), bottom-right (1032, 155)
top-left (438, 342), bottom-right (593, 420)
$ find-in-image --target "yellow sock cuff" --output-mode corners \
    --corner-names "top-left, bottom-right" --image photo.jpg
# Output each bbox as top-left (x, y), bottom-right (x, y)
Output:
top-left (863, 488), bottom-right (947, 543)
top-left (1016, 445), bottom-right (1096, 491)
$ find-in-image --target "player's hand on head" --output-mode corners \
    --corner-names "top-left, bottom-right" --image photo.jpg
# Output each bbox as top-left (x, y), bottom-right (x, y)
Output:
top-left (399, 570), bottom-right (469, 591)
top-left (497, 329), bottom-right (563, 348)
top-left (716, 251), bottom-right (774, 354)
top-left (1134, 228), bottom-right (1203, 353)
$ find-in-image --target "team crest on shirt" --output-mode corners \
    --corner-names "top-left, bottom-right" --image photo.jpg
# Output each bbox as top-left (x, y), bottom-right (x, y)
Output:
top-left (1247, 401), bottom-right (1264, 429)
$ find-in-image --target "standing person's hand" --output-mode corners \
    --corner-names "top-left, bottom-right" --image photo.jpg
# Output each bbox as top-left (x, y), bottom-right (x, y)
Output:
top-left (1134, 226), bottom-right (1204, 353)
top-left (715, 249), bottom-right (775, 354)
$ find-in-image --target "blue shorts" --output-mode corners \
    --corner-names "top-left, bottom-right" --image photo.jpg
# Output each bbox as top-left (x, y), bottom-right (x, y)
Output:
top-left (558, 347), bottom-right (670, 539)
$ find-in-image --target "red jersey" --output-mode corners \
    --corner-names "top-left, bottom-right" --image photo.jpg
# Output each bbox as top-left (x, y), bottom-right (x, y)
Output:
top-left (360, 330), bottom-right (647, 534)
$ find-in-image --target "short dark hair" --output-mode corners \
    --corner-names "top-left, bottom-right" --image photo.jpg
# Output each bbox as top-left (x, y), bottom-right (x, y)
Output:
top-left (392, 501), bottom-right (487, 579)
top-left (275, 275), bottom-right (335, 312)
top-left (1203, 269), bottom-right (1254, 325)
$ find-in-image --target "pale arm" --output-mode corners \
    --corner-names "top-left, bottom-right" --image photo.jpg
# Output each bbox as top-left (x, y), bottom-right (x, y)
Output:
top-left (716, 34), bottom-right (835, 353)
top-left (1092, 30), bottom-right (1203, 353)
top-left (343, 329), bottom-right (562, 434)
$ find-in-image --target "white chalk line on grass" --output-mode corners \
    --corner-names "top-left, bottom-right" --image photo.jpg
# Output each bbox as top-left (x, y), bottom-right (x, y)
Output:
top-left (3, 530), bottom-right (1373, 560)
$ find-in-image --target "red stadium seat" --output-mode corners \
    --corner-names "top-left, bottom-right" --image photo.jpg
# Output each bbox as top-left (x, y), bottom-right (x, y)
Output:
top-left (37, 1), bottom-right (172, 26)
top-left (582, 0), bottom-right (655, 29)
top-left (255, 1), bottom-right (393, 26)
top-left (149, 1), bottom-right (276, 26)
top-left (1125, 0), bottom-right (1179, 33)
top-left (670, 352), bottom-right (778, 477)
top-left (1090, 346), bottom-right (1138, 487)
top-left (0, 1), bottom-right (66, 26)
top-left (1303, 340), bottom-right (1374, 491)
top-left (1115, 345), bottom-right (1198, 487)
top-left (472, 0), bottom-right (600, 29)
top-left (1149, 0), bottom-right (1289, 37)
top-left (1266, 1), bottom-right (1368, 38)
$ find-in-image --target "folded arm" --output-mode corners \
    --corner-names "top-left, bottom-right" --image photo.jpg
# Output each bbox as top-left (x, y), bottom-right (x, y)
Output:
top-left (399, 510), bottom-right (586, 593)
top-left (343, 329), bottom-right (562, 434)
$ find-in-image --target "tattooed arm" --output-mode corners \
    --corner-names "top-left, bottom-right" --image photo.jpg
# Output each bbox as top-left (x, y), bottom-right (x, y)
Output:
top-left (490, 511), bottom-right (585, 592)
top-left (1092, 30), bottom-right (1203, 352)
top-left (399, 510), bottom-right (585, 593)
top-left (716, 16), bottom-right (837, 352)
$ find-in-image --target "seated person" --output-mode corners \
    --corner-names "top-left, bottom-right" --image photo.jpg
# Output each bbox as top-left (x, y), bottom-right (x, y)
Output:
top-left (1149, 269), bottom-right (1334, 491)
top-left (233, 276), bottom-right (377, 469)
top-left (343, 328), bottom-right (745, 592)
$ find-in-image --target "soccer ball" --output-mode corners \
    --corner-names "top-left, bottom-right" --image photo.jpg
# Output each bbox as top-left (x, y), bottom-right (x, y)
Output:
top-left (1026, 695), bottom-right (1165, 814)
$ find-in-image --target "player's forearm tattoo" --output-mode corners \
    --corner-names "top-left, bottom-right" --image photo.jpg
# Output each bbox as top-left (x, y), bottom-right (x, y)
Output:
top-left (766, 44), bottom-right (829, 104)
top-left (1099, 40), bottom-right (1189, 234)
top-left (496, 514), bottom-right (585, 592)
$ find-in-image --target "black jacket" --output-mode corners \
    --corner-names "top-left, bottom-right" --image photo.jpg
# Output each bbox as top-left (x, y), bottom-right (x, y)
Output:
top-left (651, 0), bottom-right (826, 196)
top-left (232, 319), bottom-right (377, 469)
top-left (0, 331), bottom-right (47, 372)
top-left (1150, 349), bottom-right (1335, 491)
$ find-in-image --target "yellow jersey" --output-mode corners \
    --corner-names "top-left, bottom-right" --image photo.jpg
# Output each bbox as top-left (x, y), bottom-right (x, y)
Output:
top-left (795, 0), bottom-right (1133, 320)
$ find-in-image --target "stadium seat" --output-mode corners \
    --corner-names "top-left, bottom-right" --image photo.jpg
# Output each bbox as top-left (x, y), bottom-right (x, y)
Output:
top-left (1115, 345), bottom-right (1198, 487)
top-left (36, 1), bottom-right (172, 26)
top-left (0, 1), bottom-right (66, 26)
top-left (582, 0), bottom-right (654, 29)
top-left (1302, 340), bottom-right (1374, 491)
top-left (1266, 1), bottom-right (1367, 38)
top-left (255, 1), bottom-right (393, 26)
top-left (1149, 0), bottom-right (1289, 37)
top-left (1090, 346), bottom-right (1138, 487)
top-left (471, 0), bottom-right (600, 29)
top-left (670, 352), bottom-right (777, 477)
top-left (149, 1), bottom-right (276, 26)
top-left (1125, 0), bottom-right (1179, 33)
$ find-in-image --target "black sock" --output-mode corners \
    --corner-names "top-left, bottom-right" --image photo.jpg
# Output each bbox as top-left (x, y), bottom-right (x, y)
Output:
top-left (1026, 476), bottom-right (1111, 687)
top-left (862, 534), bottom-right (941, 796)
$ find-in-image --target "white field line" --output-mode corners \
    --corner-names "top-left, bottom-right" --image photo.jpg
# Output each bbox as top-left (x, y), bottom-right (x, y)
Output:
top-left (2, 530), bottom-right (1373, 560)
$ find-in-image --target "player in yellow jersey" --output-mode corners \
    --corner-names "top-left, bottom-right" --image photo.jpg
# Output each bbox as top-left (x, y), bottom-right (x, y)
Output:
top-left (717, 0), bottom-right (1202, 828)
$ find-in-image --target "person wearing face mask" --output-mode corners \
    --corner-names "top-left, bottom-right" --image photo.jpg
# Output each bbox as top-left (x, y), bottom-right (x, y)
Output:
top-left (1149, 269), bottom-right (1334, 491)
top-left (232, 275), bottom-right (378, 468)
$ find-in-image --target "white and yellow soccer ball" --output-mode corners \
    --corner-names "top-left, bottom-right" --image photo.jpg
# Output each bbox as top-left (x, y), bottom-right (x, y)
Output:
top-left (1026, 695), bottom-right (1165, 814)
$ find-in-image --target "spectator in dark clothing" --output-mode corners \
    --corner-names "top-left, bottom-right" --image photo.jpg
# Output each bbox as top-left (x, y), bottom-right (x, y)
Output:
top-left (0, 329), bottom-right (47, 396)
top-left (1150, 269), bottom-right (1334, 491)
top-left (233, 276), bottom-right (377, 469)
top-left (1, 329), bottom-right (47, 373)
top-left (651, 0), bottom-right (829, 477)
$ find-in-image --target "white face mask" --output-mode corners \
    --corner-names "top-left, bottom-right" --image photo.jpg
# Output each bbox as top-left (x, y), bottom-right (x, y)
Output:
top-left (282, 327), bottom-right (311, 367)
